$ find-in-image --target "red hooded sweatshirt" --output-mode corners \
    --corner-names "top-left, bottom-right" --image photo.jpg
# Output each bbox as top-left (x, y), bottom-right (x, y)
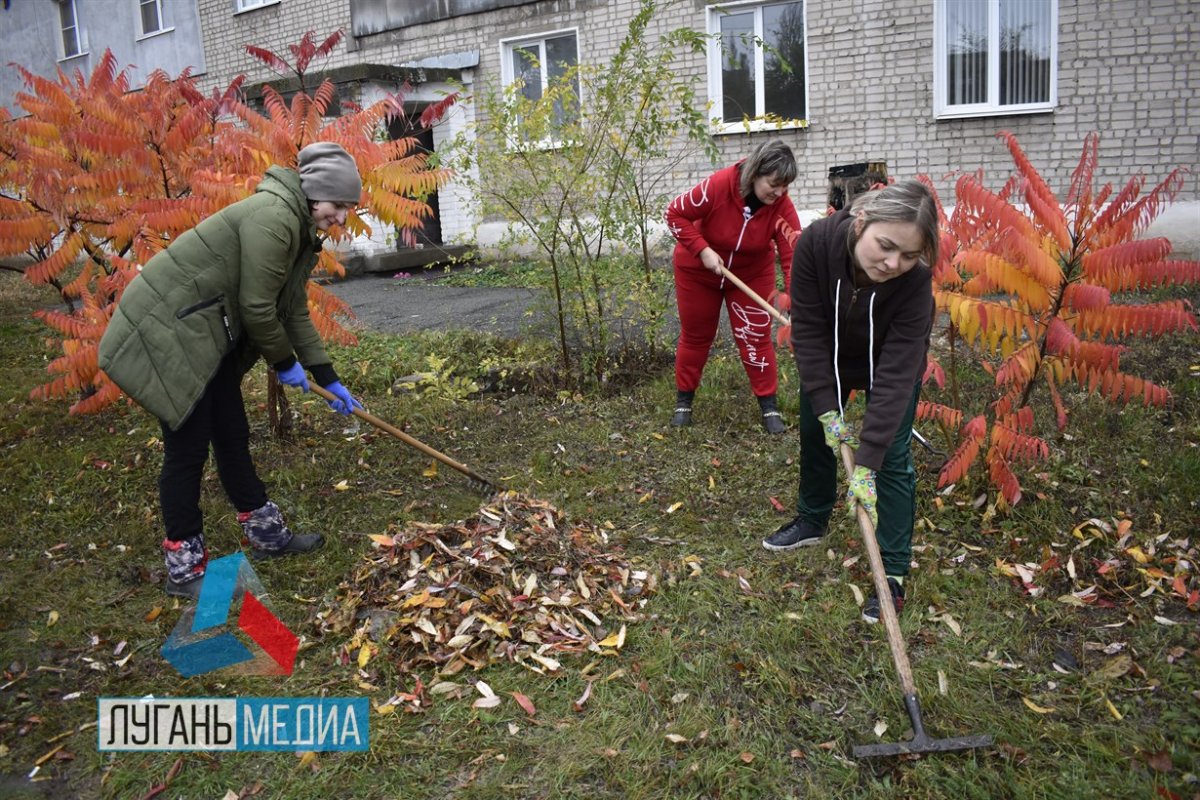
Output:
top-left (665, 160), bottom-right (801, 288)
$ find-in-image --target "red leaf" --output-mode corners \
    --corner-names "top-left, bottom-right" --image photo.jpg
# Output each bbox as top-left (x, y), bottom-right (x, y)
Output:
top-left (510, 691), bottom-right (536, 717)
top-left (768, 496), bottom-right (786, 513)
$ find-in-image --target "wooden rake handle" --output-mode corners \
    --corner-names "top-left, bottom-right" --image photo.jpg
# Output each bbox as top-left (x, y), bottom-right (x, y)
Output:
top-left (717, 265), bottom-right (790, 326)
top-left (839, 442), bottom-right (918, 696)
top-left (309, 383), bottom-right (496, 488)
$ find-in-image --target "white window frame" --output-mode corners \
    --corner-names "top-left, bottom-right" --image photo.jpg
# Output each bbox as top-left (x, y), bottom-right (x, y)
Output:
top-left (498, 28), bottom-right (582, 150)
top-left (234, 0), bottom-right (280, 14)
top-left (57, 0), bottom-right (85, 61)
top-left (706, 0), bottom-right (809, 135)
top-left (933, 0), bottom-right (1058, 119)
top-left (136, 0), bottom-right (174, 39)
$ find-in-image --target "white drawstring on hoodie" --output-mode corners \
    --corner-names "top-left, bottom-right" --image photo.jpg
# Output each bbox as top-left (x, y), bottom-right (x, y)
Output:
top-left (833, 278), bottom-right (876, 418)
top-left (720, 206), bottom-right (754, 289)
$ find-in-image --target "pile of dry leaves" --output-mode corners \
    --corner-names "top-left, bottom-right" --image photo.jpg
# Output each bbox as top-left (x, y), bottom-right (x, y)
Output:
top-left (313, 492), bottom-right (657, 678)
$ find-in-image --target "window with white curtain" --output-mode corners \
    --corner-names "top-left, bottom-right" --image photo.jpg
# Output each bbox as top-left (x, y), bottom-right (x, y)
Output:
top-left (707, 0), bottom-right (808, 132)
top-left (934, 0), bottom-right (1057, 118)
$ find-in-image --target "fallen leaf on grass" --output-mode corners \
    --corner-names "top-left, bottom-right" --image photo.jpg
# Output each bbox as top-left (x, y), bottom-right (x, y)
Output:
top-left (739, 752), bottom-right (754, 763)
top-left (1104, 696), bottom-right (1122, 720)
top-left (1097, 653), bottom-right (1132, 680)
top-left (1141, 749), bottom-right (1174, 773)
top-left (664, 734), bottom-right (688, 744)
top-left (46, 611), bottom-right (59, 627)
top-left (665, 502), bottom-right (683, 514)
top-left (422, 462), bottom-right (438, 478)
top-left (510, 691), bottom-right (536, 717)
top-left (573, 681), bottom-right (593, 713)
top-left (1022, 697), bottom-right (1055, 714)
top-left (333, 480), bottom-right (350, 492)
top-left (873, 720), bottom-right (888, 738)
top-left (144, 607), bottom-right (162, 623)
top-left (597, 625), bottom-right (626, 650)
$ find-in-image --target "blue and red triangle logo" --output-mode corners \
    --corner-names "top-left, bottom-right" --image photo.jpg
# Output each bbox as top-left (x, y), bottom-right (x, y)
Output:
top-left (161, 553), bottom-right (299, 677)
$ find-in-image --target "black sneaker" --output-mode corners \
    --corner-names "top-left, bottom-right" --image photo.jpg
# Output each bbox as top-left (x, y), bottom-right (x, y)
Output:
top-left (862, 577), bottom-right (905, 624)
top-left (762, 517), bottom-right (824, 551)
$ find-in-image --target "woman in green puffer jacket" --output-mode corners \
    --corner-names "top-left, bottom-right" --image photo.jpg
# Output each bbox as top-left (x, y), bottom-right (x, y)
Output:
top-left (99, 142), bottom-right (364, 600)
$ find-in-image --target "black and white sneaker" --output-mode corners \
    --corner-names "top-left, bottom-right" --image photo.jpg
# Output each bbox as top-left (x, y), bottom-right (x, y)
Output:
top-left (862, 577), bottom-right (906, 624)
top-left (761, 517), bottom-right (825, 551)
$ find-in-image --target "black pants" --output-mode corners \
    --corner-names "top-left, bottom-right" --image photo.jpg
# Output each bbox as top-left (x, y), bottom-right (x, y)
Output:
top-left (159, 355), bottom-right (267, 542)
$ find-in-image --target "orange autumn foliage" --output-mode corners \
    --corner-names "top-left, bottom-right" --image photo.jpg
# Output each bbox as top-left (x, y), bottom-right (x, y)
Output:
top-left (918, 132), bottom-right (1198, 506)
top-left (0, 32), bottom-right (457, 418)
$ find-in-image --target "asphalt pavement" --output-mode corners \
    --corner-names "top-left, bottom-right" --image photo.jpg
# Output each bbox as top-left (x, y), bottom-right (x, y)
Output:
top-left (323, 273), bottom-right (548, 337)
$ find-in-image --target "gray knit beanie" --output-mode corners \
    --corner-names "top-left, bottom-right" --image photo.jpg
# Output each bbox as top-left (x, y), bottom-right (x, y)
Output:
top-left (298, 142), bottom-right (362, 203)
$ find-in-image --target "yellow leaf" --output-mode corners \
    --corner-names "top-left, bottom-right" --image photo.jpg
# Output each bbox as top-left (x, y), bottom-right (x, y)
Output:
top-left (375, 703), bottom-right (396, 716)
top-left (401, 590), bottom-right (431, 610)
top-left (369, 534), bottom-right (394, 547)
top-left (1022, 697), bottom-right (1055, 714)
top-left (144, 606), bottom-right (162, 623)
top-left (47, 610), bottom-right (60, 627)
top-left (333, 479), bottom-right (349, 491)
top-left (296, 751), bottom-right (318, 770)
top-left (1105, 697), bottom-right (1123, 720)
top-left (357, 645), bottom-right (372, 668)
top-left (708, 475), bottom-right (715, 490)
top-left (423, 461), bottom-right (438, 478)
top-left (477, 612), bottom-right (512, 638)
top-left (1125, 546), bottom-right (1150, 564)
top-left (665, 502), bottom-right (683, 514)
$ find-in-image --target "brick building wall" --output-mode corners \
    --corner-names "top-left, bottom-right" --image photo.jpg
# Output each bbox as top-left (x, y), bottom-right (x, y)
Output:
top-left (195, 0), bottom-right (1199, 244)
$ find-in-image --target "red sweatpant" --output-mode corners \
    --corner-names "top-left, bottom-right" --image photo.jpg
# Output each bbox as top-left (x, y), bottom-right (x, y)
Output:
top-left (674, 262), bottom-right (778, 397)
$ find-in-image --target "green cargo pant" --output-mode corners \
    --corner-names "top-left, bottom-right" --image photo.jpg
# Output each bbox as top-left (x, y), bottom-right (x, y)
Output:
top-left (795, 384), bottom-right (920, 577)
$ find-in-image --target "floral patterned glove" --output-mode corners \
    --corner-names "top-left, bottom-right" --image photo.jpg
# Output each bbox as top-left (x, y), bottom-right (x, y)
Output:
top-left (847, 465), bottom-right (878, 527)
top-left (818, 410), bottom-right (857, 451)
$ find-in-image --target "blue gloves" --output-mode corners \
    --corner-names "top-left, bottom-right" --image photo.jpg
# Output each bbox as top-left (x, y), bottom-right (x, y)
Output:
top-left (323, 381), bottom-right (363, 416)
top-left (276, 361), bottom-right (309, 391)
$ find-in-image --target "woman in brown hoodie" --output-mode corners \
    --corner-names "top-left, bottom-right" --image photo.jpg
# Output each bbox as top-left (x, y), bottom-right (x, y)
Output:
top-left (762, 180), bottom-right (939, 624)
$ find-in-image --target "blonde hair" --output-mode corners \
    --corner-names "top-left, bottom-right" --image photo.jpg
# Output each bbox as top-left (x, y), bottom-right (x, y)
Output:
top-left (738, 140), bottom-right (798, 198)
top-left (847, 179), bottom-right (939, 267)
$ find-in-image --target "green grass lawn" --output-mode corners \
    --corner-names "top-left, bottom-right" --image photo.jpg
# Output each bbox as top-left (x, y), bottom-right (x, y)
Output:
top-left (0, 270), bottom-right (1197, 799)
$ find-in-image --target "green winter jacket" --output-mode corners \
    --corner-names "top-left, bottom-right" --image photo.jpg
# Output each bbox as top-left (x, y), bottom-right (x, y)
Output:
top-left (98, 167), bottom-right (333, 431)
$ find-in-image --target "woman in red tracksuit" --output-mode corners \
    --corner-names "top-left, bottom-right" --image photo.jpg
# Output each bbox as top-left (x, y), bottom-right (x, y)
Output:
top-left (664, 140), bottom-right (801, 433)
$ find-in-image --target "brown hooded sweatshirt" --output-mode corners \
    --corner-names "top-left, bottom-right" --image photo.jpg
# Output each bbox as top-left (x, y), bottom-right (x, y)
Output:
top-left (788, 208), bottom-right (934, 471)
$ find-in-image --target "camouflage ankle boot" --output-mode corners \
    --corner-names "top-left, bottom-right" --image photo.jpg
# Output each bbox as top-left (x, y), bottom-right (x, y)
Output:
top-left (163, 534), bottom-right (207, 600)
top-left (239, 501), bottom-right (324, 560)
